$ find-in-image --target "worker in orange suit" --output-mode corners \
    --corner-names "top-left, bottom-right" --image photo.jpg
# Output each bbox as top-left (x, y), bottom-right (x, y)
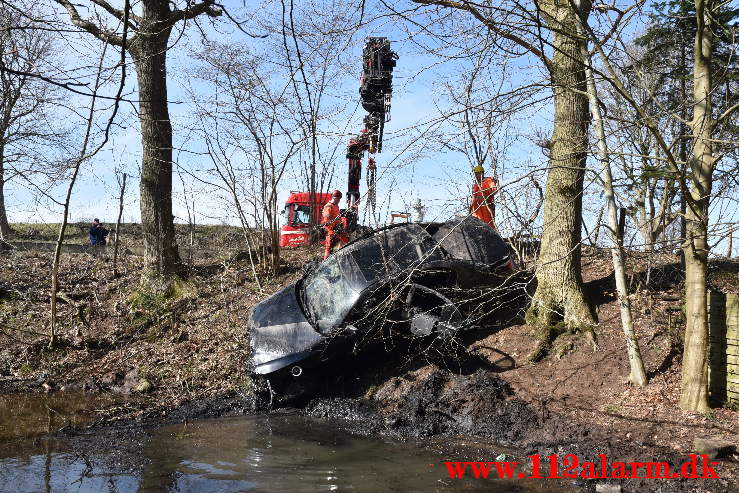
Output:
top-left (471, 165), bottom-right (497, 229)
top-left (322, 190), bottom-right (350, 259)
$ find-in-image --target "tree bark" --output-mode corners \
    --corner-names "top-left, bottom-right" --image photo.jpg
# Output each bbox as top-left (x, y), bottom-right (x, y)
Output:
top-left (679, 0), bottom-right (714, 412)
top-left (679, 25), bottom-right (689, 270)
top-left (0, 160), bottom-right (13, 239)
top-left (129, 9), bottom-right (181, 275)
top-left (580, 20), bottom-right (647, 386)
top-left (526, 1), bottom-right (596, 359)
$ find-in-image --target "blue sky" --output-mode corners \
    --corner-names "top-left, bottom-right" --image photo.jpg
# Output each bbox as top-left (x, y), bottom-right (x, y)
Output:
top-left (7, 1), bottom-right (546, 226)
top-left (5, 0), bottom-right (737, 254)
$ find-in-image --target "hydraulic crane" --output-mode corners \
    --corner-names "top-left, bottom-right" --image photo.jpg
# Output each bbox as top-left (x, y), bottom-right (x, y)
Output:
top-left (279, 37), bottom-right (397, 248)
top-left (345, 37), bottom-right (398, 226)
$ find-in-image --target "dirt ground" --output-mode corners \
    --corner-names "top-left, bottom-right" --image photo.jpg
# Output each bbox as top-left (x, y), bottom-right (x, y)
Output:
top-left (0, 224), bottom-right (315, 421)
top-left (1, 226), bottom-right (738, 492)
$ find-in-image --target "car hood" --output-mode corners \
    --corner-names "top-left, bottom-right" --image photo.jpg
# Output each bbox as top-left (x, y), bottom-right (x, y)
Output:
top-left (249, 281), bottom-right (324, 374)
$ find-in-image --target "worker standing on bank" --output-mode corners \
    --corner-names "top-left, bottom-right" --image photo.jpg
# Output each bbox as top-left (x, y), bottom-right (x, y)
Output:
top-left (322, 190), bottom-right (350, 259)
top-left (470, 165), bottom-right (498, 229)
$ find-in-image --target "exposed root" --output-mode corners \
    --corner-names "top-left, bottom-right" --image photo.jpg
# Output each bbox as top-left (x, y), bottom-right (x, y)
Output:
top-left (525, 288), bottom-right (597, 362)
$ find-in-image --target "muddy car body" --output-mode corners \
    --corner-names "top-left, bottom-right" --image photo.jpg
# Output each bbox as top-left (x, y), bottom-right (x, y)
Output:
top-left (248, 217), bottom-right (512, 398)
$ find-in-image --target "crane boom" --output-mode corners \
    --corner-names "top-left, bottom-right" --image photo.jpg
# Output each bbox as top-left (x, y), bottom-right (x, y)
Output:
top-left (346, 38), bottom-right (398, 219)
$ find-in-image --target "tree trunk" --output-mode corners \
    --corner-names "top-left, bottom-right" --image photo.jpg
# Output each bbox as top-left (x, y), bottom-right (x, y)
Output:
top-left (0, 180), bottom-right (12, 239)
top-left (113, 173), bottom-right (127, 278)
top-left (580, 22), bottom-right (647, 386)
top-left (0, 147), bottom-right (14, 239)
top-left (680, 0), bottom-right (714, 412)
top-left (726, 225), bottom-right (733, 258)
top-left (526, 1), bottom-right (596, 359)
top-left (679, 26), bottom-right (689, 270)
top-left (130, 14), bottom-right (180, 275)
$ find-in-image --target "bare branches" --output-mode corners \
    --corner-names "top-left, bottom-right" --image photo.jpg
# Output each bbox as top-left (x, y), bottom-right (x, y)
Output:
top-left (52, 0), bottom-right (128, 47)
top-left (89, 0), bottom-right (141, 29)
top-left (164, 0), bottom-right (223, 30)
top-left (412, 0), bottom-right (548, 65)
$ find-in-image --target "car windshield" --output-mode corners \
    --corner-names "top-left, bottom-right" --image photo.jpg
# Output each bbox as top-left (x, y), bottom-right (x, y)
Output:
top-left (300, 225), bottom-right (445, 334)
top-left (301, 252), bottom-right (365, 333)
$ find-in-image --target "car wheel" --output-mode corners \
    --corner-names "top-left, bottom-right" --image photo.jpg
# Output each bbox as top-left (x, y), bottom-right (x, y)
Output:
top-left (404, 284), bottom-right (463, 340)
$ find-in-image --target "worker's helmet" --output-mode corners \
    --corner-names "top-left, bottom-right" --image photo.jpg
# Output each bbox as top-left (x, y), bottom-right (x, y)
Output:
top-left (332, 189), bottom-right (342, 198)
top-left (472, 165), bottom-right (485, 173)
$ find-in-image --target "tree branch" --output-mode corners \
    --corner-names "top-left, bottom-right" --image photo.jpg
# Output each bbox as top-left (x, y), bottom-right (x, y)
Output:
top-left (164, 0), bottom-right (223, 29)
top-left (716, 98), bottom-right (739, 124)
top-left (52, 0), bottom-right (127, 47)
top-left (90, 0), bottom-right (141, 28)
top-left (412, 0), bottom-right (549, 66)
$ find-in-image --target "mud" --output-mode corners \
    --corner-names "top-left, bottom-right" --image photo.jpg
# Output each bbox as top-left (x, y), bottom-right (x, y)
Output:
top-left (300, 365), bottom-right (738, 493)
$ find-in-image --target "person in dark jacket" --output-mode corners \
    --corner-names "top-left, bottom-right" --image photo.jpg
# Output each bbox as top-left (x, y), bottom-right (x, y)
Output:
top-left (89, 218), bottom-right (109, 246)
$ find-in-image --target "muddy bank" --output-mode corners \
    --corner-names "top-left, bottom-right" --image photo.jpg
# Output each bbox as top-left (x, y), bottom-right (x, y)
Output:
top-left (306, 368), bottom-right (535, 442)
top-left (303, 366), bottom-right (737, 492)
top-left (0, 244), bottom-right (317, 424)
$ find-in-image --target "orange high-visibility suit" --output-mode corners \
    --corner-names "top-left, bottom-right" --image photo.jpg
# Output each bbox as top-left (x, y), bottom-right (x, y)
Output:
top-left (322, 202), bottom-right (349, 259)
top-left (471, 176), bottom-right (497, 228)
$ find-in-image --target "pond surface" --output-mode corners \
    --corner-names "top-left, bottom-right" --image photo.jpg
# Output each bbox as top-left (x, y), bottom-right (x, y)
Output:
top-left (0, 396), bottom-right (574, 492)
top-left (0, 392), bottom-right (124, 441)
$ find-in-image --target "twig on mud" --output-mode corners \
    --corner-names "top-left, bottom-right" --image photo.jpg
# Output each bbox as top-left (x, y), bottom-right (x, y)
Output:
top-left (45, 404), bottom-right (64, 417)
top-left (428, 408), bottom-right (458, 422)
top-left (92, 403), bottom-right (138, 415)
top-left (1, 326), bottom-right (51, 339)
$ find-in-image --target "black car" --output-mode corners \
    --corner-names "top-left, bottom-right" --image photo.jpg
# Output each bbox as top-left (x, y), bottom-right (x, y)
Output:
top-left (248, 216), bottom-right (513, 400)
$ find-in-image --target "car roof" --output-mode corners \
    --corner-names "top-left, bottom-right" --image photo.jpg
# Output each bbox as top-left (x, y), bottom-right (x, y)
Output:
top-left (429, 216), bottom-right (510, 265)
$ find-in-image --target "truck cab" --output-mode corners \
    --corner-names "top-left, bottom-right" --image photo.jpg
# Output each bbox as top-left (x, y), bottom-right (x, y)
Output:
top-left (280, 192), bottom-right (333, 247)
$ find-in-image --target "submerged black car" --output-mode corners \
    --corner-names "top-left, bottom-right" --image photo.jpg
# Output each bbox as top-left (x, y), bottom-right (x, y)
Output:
top-left (248, 216), bottom-right (513, 399)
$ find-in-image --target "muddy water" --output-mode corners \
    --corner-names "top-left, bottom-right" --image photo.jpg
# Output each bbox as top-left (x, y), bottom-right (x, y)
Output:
top-left (0, 392), bottom-right (123, 440)
top-left (0, 399), bottom-right (574, 492)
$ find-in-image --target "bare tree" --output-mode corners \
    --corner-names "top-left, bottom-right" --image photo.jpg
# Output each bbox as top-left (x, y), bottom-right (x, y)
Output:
top-left (585, 0), bottom-right (739, 411)
top-left (192, 39), bottom-right (307, 276)
top-left (578, 17), bottom-right (648, 387)
top-left (678, 0), bottom-right (719, 411)
top-left (50, 43), bottom-right (111, 347)
top-left (0, 6), bottom-right (59, 238)
top-left (113, 172), bottom-right (127, 278)
top-left (277, 0), bottom-right (356, 237)
top-left (599, 40), bottom-right (684, 253)
top-left (53, 0), bottom-right (223, 275)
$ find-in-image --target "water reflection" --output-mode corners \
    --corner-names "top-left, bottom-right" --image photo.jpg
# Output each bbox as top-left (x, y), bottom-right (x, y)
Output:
top-left (0, 413), bottom-right (574, 492)
top-left (0, 392), bottom-right (123, 441)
